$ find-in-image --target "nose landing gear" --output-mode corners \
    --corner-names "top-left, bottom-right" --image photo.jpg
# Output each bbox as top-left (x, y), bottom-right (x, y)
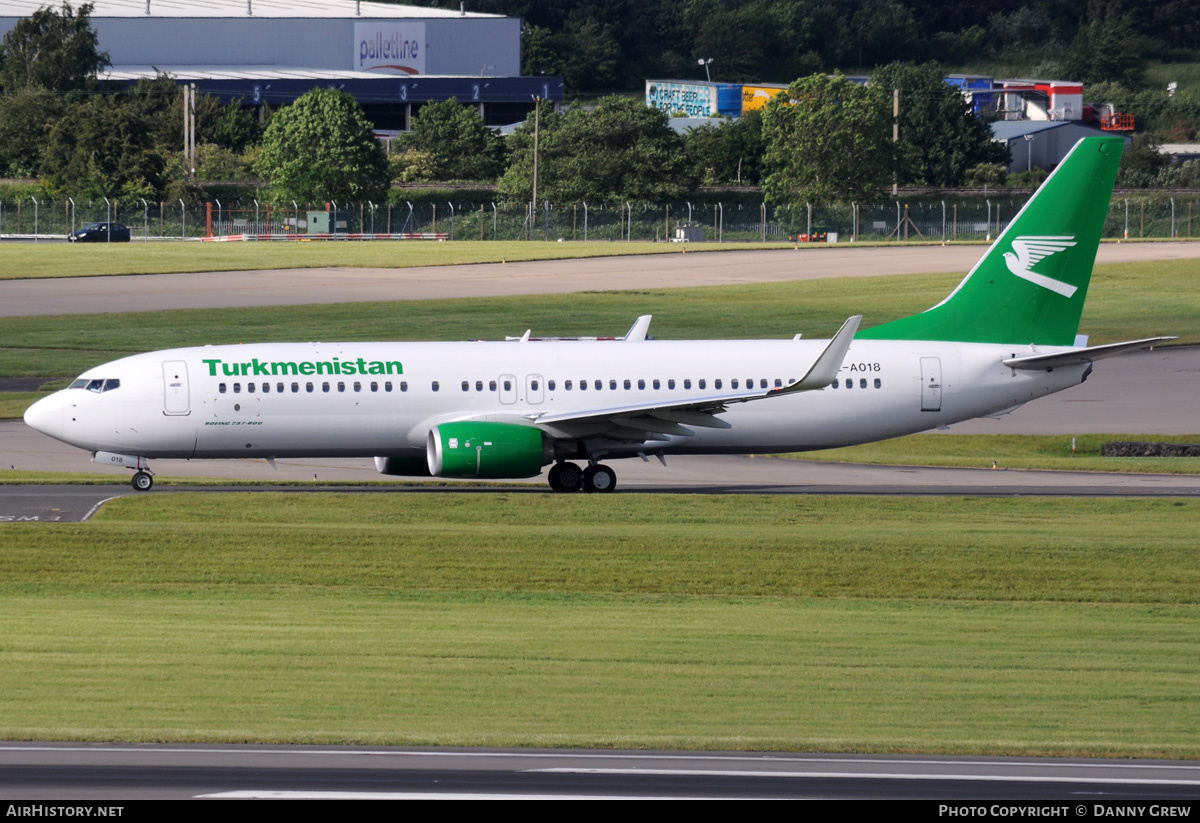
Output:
top-left (91, 451), bottom-right (155, 491)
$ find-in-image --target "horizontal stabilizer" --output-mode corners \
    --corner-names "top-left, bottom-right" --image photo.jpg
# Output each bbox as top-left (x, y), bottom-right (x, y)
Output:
top-left (1003, 337), bottom-right (1177, 370)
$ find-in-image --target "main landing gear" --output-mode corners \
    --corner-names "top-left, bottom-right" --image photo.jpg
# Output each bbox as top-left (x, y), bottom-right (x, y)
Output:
top-left (131, 470), bottom-right (154, 491)
top-left (547, 462), bottom-right (616, 494)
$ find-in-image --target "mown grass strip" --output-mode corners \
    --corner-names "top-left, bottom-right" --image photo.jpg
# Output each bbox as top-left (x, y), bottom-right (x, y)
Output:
top-left (781, 433), bottom-right (1200, 475)
top-left (0, 240), bottom-right (793, 280)
top-left (1, 493), bottom-right (1197, 753)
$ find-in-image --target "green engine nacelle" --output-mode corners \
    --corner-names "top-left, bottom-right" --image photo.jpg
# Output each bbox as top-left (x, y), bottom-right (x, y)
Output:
top-left (427, 422), bottom-right (549, 479)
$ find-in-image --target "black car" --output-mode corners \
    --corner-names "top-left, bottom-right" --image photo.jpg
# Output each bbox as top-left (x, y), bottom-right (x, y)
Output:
top-left (68, 222), bottom-right (132, 242)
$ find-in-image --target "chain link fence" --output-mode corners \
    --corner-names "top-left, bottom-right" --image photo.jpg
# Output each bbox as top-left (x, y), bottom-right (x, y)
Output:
top-left (3, 195), bottom-right (1198, 241)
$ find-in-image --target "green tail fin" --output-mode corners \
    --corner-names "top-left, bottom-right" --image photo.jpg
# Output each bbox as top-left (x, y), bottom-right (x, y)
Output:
top-left (857, 136), bottom-right (1124, 346)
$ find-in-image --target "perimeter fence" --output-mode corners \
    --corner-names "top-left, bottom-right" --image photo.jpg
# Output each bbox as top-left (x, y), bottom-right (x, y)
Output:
top-left (2, 195), bottom-right (1198, 242)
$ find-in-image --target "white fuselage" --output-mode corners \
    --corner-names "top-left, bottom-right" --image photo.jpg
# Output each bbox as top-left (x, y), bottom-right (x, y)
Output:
top-left (25, 338), bottom-right (1087, 465)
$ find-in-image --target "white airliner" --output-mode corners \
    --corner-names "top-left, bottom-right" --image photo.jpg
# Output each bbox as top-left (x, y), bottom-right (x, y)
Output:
top-left (24, 137), bottom-right (1171, 493)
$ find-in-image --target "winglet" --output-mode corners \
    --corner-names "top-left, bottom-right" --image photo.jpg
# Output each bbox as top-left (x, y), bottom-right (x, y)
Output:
top-left (624, 315), bottom-right (653, 342)
top-left (780, 315), bottom-right (862, 393)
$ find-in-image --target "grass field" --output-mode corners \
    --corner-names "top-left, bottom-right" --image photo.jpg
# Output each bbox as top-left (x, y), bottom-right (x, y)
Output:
top-left (0, 240), bottom-right (799, 280)
top-left (1, 492), bottom-right (1197, 754)
top-left (1, 258), bottom-right (1194, 382)
top-left (784, 433), bottom-right (1200, 475)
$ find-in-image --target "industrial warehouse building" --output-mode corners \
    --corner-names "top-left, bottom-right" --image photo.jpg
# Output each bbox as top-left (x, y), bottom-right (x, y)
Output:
top-left (0, 0), bottom-right (562, 129)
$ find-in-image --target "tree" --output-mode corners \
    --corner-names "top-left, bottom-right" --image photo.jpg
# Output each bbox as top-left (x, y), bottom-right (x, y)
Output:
top-left (0, 88), bottom-right (67, 176)
top-left (1062, 0), bottom-right (1148, 87)
top-left (37, 75), bottom-right (197, 197)
top-left (400, 99), bottom-right (505, 181)
top-left (41, 94), bottom-right (170, 199)
top-left (871, 62), bottom-right (1010, 188)
top-left (497, 96), bottom-right (696, 203)
top-left (762, 74), bottom-right (894, 205)
top-left (255, 88), bottom-right (389, 204)
top-left (0, 1), bottom-right (108, 92)
top-left (683, 110), bottom-right (765, 185)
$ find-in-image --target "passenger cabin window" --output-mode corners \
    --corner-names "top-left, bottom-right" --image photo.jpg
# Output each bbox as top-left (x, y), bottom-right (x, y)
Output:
top-left (233, 383), bottom-right (241, 393)
top-left (489, 380), bottom-right (497, 391)
top-left (248, 383), bottom-right (256, 393)
top-left (874, 378), bottom-right (882, 389)
top-left (385, 382), bottom-right (393, 392)
top-left (667, 379), bottom-right (674, 389)
top-left (430, 381), bottom-right (438, 392)
top-left (355, 382), bottom-right (363, 392)
top-left (462, 381), bottom-right (469, 392)
top-left (219, 383), bottom-right (227, 394)
top-left (609, 379), bottom-right (617, 390)
top-left (306, 382), bottom-right (314, 392)
top-left (401, 381), bottom-right (408, 392)
top-left (371, 382), bottom-right (378, 392)
top-left (322, 382), bottom-right (330, 393)
top-left (565, 380), bottom-right (573, 390)
top-left (683, 379), bottom-right (691, 389)
top-left (832, 379), bottom-right (839, 388)
top-left (338, 382), bottom-right (345, 392)
top-left (531, 380), bottom-right (539, 391)
top-left (623, 379), bottom-right (631, 390)
top-left (476, 380), bottom-right (483, 392)
top-left (263, 383), bottom-right (270, 394)
top-left (580, 380), bottom-right (587, 391)
top-left (291, 382), bottom-right (300, 393)
top-left (860, 378), bottom-right (867, 389)
top-left (775, 378), bottom-right (782, 388)
top-left (277, 383), bottom-right (284, 393)
top-left (594, 380), bottom-right (602, 391)
top-left (698, 379), bottom-right (706, 390)
top-left (503, 380), bottom-right (511, 391)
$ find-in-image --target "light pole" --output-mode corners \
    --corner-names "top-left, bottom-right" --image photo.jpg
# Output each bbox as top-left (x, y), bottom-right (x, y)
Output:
top-left (1024, 134), bottom-right (1034, 173)
top-left (531, 95), bottom-right (541, 223)
top-left (697, 58), bottom-right (713, 82)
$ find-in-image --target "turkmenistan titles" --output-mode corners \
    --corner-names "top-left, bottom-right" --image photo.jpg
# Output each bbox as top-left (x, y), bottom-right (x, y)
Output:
top-left (202, 357), bottom-right (403, 377)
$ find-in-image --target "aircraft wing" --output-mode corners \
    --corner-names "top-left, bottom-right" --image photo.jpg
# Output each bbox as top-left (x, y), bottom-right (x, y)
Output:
top-left (1002, 336), bottom-right (1176, 370)
top-left (523, 315), bottom-right (861, 440)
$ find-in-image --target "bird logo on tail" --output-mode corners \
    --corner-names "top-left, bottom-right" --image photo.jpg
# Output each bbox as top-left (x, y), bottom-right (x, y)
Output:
top-left (1002, 236), bottom-right (1079, 298)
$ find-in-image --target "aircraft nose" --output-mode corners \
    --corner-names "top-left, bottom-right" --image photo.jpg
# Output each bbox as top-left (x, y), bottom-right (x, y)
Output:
top-left (23, 393), bottom-right (64, 440)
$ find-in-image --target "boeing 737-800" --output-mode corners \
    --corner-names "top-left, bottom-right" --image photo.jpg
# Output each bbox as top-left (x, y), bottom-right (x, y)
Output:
top-left (24, 137), bottom-right (1171, 492)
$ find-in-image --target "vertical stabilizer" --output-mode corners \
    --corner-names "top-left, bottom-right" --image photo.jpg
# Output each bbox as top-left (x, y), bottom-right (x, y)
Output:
top-left (857, 136), bottom-right (1124, 345)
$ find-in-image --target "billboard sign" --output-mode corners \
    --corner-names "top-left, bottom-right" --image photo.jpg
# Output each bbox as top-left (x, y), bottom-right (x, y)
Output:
top-left (741, 84), bottom-right (788, 112)
top-left (355, 22), bottom-right (425, 75)
top-left (645, 81), bottom-right (717, 117)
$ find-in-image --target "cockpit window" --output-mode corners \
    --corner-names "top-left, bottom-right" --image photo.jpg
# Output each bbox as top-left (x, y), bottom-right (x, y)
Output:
top-left (70, 377), bottom-right (120, 392)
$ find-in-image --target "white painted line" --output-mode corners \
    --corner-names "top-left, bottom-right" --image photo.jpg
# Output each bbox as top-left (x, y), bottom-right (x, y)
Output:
top-left (82, 495), bottom-right (122, 521)
top-left (534, 768), bottom-right (1200, 786)
top-left (196, 790), bottom-right (736, 800)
